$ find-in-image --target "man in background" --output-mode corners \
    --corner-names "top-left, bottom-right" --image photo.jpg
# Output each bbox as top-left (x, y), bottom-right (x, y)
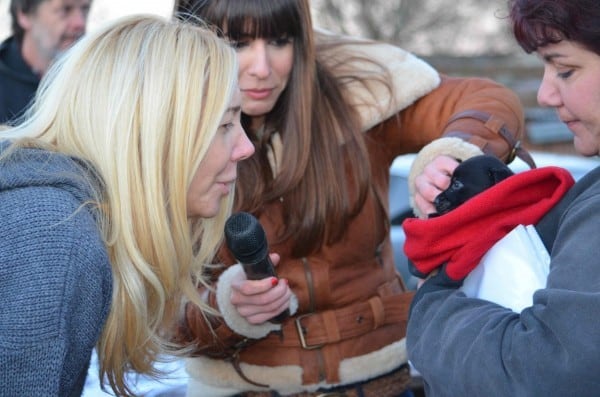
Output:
top-left (0, 0), bottom-right (91, 124)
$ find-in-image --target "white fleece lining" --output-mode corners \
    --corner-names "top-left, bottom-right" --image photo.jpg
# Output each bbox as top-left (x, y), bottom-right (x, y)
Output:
top-left (350, 48), bottom-right (441, 132)
top-left (216, 264), bottom-right (298, 339)
top-left (315, 28), bottom-right (441, 132)
top-left (185, 338), bottom-right (408, 396)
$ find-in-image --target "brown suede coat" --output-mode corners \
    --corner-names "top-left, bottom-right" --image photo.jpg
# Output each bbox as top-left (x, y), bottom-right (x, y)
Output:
top-left (178, 55), bottom-right (525, 394)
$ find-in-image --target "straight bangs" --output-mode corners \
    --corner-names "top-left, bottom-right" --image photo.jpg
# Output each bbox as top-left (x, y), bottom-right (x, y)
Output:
top-left (209, 0), bottom-right (301, 41)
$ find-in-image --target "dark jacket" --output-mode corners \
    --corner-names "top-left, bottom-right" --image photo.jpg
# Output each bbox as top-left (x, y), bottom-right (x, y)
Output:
top-left (0, 36), bottom-right (40, 124)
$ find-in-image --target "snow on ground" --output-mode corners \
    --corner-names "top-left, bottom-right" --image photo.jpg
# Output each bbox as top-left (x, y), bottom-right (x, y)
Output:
top-left (83, 351), bottom-right (187, 397)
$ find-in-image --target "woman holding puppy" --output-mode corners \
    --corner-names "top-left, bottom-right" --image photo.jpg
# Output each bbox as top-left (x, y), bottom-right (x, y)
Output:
top-left (407, 1), bottom-right (600, 395)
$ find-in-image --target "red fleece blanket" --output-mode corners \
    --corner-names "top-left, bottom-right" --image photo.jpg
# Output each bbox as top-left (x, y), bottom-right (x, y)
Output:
top-left (403, 166), bottom-right (575, 281)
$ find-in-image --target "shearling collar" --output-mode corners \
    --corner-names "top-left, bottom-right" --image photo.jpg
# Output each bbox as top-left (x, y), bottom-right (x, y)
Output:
top-left (315, 28), bottom-right (441, 131)
top-left (264, 32), bottom-right (442, 177)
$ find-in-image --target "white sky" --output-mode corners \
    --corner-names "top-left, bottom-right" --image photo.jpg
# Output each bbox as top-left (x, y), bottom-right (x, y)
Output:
top-left (0, 0), bottom-right (175, 41)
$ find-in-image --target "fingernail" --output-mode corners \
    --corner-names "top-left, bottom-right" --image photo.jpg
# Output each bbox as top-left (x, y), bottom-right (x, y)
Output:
top-left (271, 277), bottom-right (278, 287)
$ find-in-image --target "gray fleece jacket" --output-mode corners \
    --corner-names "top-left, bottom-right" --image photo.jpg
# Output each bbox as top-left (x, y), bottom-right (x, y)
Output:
top-left (0, 142), bottom-right (112, 396)
top-left (407, 165), bottom-right (600, 396)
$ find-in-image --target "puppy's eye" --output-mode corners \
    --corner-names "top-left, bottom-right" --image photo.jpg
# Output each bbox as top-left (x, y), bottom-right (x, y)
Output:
top-left (452, 180), bottom-right (464, 190)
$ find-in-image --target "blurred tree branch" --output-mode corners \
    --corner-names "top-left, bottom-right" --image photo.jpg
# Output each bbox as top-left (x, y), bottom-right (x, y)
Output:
top-left (312, 0), bottom-right (517, 55)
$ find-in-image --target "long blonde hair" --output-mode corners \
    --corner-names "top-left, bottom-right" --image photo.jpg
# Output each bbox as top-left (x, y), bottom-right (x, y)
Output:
top-left (2, 14), bottom-right (238, 396)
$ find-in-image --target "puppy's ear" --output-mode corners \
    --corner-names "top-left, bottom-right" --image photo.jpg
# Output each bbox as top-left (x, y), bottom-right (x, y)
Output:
top-left (490, 166), bottom-right (514, 184)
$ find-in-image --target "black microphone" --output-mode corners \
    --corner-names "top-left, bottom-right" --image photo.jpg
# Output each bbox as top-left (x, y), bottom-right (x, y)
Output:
top-left (224, 212), bottom-right (289, 323)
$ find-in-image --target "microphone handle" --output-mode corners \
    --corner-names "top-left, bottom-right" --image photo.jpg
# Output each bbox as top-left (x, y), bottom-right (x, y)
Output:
top-left (242, 256), bottom-right (290, 323)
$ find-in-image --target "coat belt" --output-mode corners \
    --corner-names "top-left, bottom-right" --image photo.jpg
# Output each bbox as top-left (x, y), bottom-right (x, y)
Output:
top-left (266, 291), bottom-right (414, 349)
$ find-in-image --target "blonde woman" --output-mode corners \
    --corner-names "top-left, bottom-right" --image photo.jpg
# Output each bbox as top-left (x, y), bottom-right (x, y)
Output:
top-left (0, 14), bottom-right (253, 397)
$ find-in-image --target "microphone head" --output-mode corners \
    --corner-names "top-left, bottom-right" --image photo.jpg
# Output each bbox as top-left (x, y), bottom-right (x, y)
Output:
top-left (224, 212), bottom-right (268, 263)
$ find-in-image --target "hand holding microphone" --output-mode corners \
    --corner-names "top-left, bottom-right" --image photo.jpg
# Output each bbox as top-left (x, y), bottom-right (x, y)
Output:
top-left (225, 212), bottom-right (290, 323)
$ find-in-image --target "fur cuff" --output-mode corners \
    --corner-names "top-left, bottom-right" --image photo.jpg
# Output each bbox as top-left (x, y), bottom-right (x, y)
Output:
top-left (216, 264), bottom-right (298, 339)
top-left (408, 137), bottom-right (483, 219)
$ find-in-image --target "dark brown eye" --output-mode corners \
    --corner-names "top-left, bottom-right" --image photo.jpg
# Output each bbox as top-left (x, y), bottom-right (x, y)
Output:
top-left (452, 179), bottom-right (464, 190)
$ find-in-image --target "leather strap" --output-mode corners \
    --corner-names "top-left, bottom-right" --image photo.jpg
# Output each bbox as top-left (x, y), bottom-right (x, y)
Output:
top-left (228, 352), bottom-right (270, 388)
top-left (445, 109), bottom-right (536, 169)
top-left (269, 292), bottom-right (414, 349)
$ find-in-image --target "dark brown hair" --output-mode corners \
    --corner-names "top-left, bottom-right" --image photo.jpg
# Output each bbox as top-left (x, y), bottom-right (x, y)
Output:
top-left (510, 0), bottom-right (600, 55)
top-left (175, 0), bottom-right (375, 256)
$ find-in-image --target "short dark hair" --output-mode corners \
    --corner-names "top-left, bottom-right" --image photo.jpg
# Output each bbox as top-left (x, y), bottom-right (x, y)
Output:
top-left (10, 0), bottom-right (48, 42)
top-left (510, 0), bottom-right (600, 56)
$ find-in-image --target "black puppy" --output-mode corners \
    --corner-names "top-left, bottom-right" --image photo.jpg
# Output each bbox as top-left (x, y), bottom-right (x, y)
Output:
top-left (433, 155), bottom-right (514, 216)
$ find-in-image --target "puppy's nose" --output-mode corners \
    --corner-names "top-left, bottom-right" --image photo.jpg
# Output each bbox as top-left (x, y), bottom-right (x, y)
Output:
top-left (434, 194), bottom-right (453, 215)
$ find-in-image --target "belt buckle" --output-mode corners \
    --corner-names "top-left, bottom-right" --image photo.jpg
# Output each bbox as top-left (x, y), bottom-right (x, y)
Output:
top-left (295, 313), bottom-right (324, 350)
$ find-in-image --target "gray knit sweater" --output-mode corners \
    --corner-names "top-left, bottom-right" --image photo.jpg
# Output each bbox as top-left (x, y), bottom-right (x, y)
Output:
top-left (0, 143), bottom-right (112, 396)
